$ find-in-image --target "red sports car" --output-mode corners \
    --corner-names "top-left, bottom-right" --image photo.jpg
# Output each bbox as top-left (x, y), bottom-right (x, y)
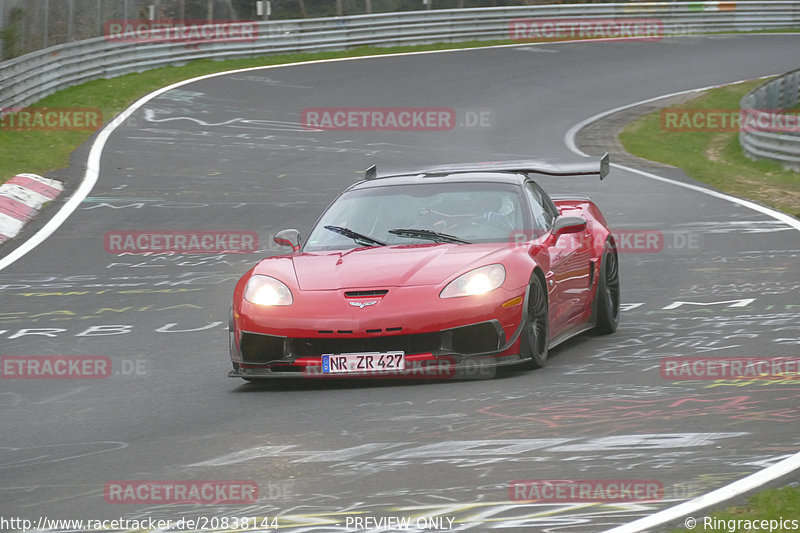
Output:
top-left (229, 154), bottom-right (618, 380)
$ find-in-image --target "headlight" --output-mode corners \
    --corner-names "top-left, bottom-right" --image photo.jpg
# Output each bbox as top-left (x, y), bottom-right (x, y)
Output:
top-left (244, 275), bottom-right (293, 306)
top-left (440, 264), bottom-right (506, 298)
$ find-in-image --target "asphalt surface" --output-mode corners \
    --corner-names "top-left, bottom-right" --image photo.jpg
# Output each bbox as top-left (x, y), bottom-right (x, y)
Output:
top-left (2, 35), bottom-right (800, 532)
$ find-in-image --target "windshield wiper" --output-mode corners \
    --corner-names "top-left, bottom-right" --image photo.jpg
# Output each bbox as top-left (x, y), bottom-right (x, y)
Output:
top-left (388, 228), bottom-right (471, 244)
top-left (324, 225), bottom-right (386, 247)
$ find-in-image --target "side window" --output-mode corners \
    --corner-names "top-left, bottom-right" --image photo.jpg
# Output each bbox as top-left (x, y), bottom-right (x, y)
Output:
top-left (524, 181), bottom-right (556, 233)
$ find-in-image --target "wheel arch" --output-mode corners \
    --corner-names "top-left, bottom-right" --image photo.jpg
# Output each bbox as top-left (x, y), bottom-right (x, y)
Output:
top-left (529, 266), bottom-right (547, 296)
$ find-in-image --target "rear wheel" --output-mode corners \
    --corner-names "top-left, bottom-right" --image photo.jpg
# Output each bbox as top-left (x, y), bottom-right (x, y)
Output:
top-left (595, 240), bottom-right (620, 334)
top-left (520, 275), bottom-right (549, 370)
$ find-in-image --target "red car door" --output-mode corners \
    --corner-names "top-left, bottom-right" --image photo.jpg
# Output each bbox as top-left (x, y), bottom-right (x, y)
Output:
top-left (524, 182), bottom-right (593, 339)
top-left (545, 226), bottom-right (593, 337)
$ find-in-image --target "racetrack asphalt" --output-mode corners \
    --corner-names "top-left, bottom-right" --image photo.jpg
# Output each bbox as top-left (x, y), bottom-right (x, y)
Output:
top-left (1, 34), bottom-right (800, 532)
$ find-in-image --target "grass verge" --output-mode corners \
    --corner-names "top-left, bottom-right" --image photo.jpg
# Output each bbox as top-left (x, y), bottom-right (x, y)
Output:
top-left (619, 79), bottom-right (800, 218)
top-left (669, 485), bottom-right (800, 532)
top-left (4, 30), bottom-right (800, 188)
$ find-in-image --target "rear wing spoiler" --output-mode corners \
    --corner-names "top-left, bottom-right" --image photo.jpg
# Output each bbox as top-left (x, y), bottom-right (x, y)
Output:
top-left (365, 152), bottom-right (609, 181)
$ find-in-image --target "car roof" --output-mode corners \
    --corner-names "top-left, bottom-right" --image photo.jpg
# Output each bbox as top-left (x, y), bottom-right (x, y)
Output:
top-left (346, 171), bottom-right (528, 192)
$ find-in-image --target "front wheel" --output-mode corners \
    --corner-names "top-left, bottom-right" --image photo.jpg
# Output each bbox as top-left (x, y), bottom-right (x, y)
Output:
top-left (520, 275), bottom-right (549, 370)
top-left (595, 240), bottom-right (620, 334)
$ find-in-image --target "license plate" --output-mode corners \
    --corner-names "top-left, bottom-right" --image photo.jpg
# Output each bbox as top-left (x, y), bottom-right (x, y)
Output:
top-left (321, 352), bottom-right (405, 374)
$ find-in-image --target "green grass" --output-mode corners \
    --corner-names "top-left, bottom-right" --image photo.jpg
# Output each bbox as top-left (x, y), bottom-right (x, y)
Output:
top-left (0, 39), bottom-right (516, 186)
top-left (670, 485), bottom-right (800, 532)
top-left (619, 79), bottom-right (800, 218)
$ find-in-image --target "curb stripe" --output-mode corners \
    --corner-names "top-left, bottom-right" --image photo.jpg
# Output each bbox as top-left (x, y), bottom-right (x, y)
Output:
top-left (0, 196), bottom-right (36, 220)
top-left (0, 211), bottom-right (25, 237)
top-left (8, 174), bottom-right (62, 199)
top-left (0, 174), bottom-right (62, 241)
top-left (0, 183), bottom-right (51, 208)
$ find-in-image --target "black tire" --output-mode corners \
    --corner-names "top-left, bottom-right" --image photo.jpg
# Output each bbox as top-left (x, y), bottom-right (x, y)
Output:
top-left (595, 240), bottom-right (620, 334)
top-left (520, 274), bottom-right (549, 370)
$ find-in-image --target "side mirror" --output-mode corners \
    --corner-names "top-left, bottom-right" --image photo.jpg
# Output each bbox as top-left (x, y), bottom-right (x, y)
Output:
top-left (274, 229), bottom-right (302, 252)
top-left (548, 216), bottom-right (586, 244)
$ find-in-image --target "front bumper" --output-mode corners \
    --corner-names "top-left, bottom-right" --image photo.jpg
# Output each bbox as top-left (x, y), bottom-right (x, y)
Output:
top-left (229, 286), bottom-right (530, 379)
top-left (229, 352), bottom-right (527, 380)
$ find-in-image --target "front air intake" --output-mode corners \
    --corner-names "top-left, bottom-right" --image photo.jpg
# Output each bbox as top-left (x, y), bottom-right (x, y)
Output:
top-left (240, 332), bottom-right (287, 363)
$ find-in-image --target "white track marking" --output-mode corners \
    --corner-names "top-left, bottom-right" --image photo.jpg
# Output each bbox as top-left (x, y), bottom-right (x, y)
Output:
top-left (564, 82), bottom-right (800, 533)
top-left (601, 452), bottom-right (800, 533)
top-left (3, 33), bottom-right (800, 270)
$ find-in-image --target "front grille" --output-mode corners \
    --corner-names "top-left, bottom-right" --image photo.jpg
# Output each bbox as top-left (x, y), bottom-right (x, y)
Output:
top-left (240, 320), bottom-right (503, 363)
top-left (293, 332), bottom-right (441, 357)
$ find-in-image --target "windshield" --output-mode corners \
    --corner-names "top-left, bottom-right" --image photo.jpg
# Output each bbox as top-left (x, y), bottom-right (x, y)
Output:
top-left (304, 182), bottom-right (527, 251)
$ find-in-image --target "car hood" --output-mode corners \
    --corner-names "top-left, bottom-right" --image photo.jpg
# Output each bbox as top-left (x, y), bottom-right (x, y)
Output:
top-left (285, 244), bottom-right (507, 291)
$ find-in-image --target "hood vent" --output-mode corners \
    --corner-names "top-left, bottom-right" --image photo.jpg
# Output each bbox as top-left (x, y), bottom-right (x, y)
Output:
top-left (345, 290), bottom-right (389, 297)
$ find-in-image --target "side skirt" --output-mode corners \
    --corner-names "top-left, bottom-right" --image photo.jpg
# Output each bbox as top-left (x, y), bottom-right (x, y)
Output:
top-left (549, 322), bottom-right (596, 350)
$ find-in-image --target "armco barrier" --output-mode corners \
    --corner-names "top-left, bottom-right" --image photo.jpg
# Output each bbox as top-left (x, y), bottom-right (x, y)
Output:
top-left (740, 68), bottom-right (800, 171)
top-left (1, 2), bottom-right (800, 111)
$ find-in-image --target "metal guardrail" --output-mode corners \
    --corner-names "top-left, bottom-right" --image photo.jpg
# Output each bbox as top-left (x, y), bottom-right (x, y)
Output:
top-left (1, 2), bottom-right (800, 111)
top-left (740, 69), bottom-right (800, 171)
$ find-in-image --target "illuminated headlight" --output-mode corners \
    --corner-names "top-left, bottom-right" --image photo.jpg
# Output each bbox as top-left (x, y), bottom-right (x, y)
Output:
top-left (440, 264), bottom-right (506, 298)
top-left (244, 275), bottom-right (293, 306)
